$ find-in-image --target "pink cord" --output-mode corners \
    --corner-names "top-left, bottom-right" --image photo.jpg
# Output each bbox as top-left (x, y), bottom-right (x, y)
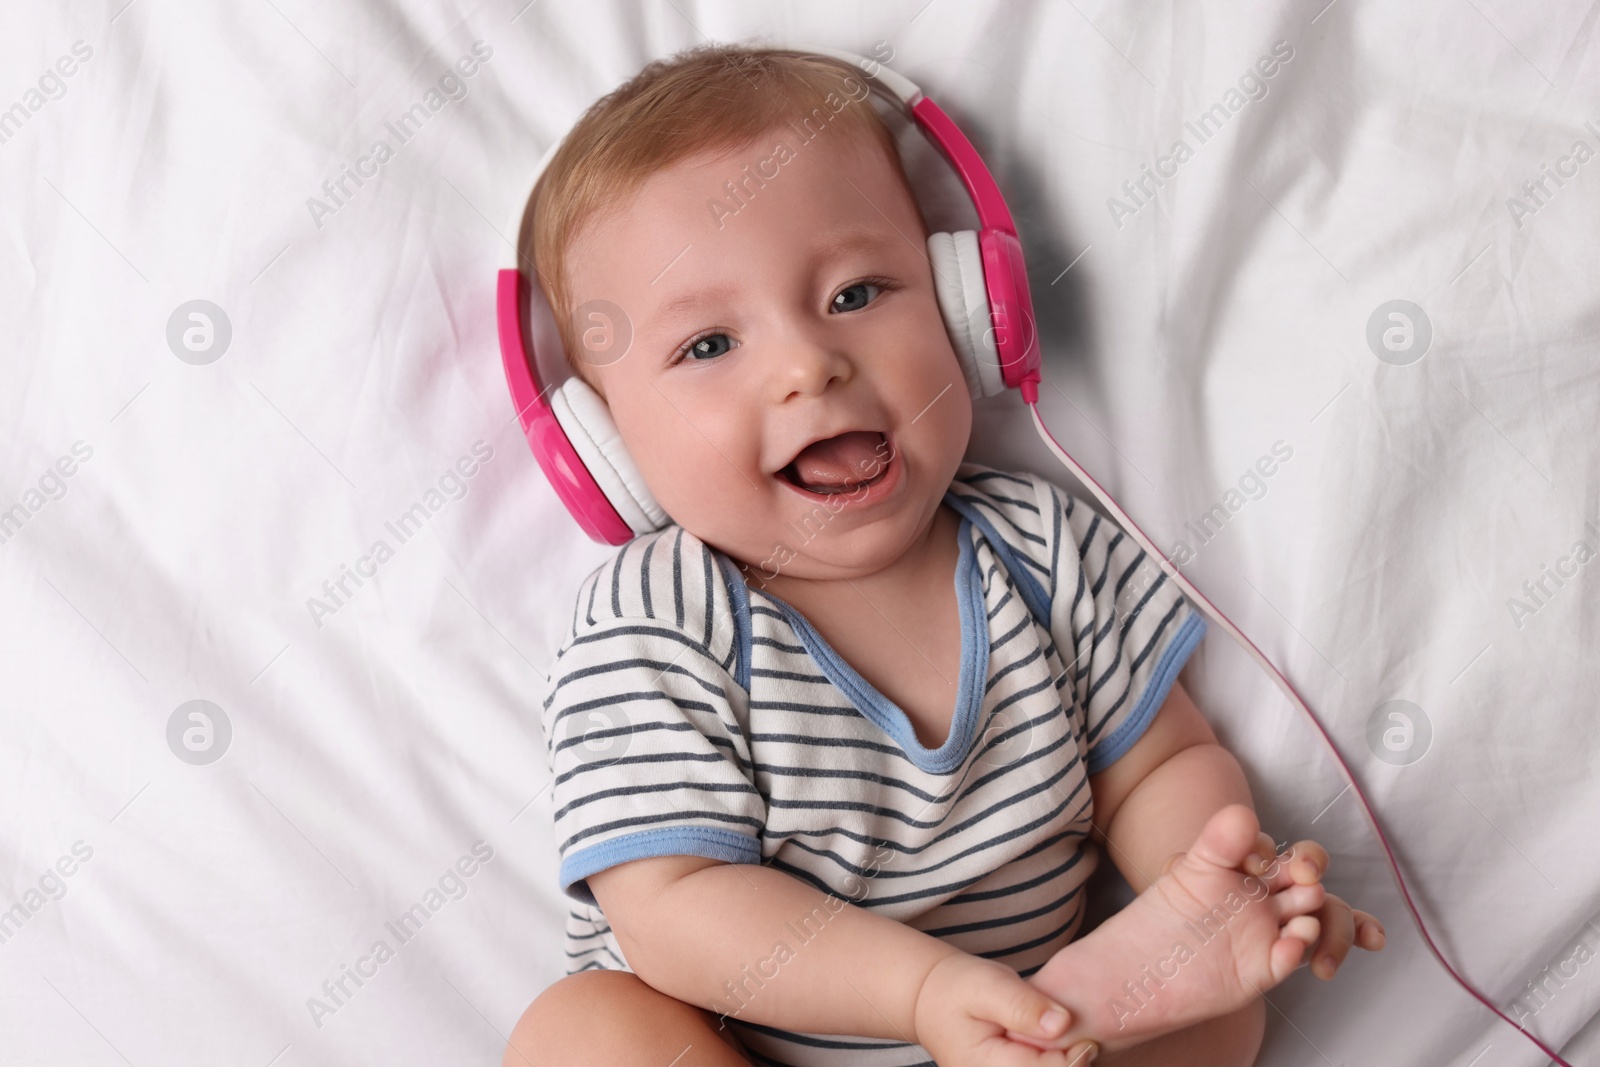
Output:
top-left (1025, 399), bottom-right (1574, 1067)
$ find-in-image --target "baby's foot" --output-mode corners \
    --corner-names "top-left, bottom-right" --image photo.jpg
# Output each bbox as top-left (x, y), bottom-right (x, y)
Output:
top-left (1018, 804), bottom-right (1324, 1052)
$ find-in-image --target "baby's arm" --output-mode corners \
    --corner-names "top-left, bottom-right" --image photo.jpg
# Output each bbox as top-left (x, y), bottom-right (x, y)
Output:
top-left (1016, 677), bottom-right (1383, 1055)
top-left (591, 854), bottom-right (948, 1038)
top-left (1092, 678), bottom-right (1389, 978)
top-left (589, 853), bottom-right (1090, 1063)
top-left (1087, 676), bottom-right (1257, 891)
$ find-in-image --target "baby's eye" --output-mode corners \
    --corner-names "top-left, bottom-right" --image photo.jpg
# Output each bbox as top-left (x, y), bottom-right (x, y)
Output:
top-left (680, 332), bottom-right (736, 362)
top-left (831, 281), bottom-right (883, 313)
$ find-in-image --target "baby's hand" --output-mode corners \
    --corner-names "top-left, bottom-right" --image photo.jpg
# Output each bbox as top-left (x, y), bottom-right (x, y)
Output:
top-left (913, 952), bottom-right (1100, 1066)
top-left (1248, 835), bottom-right (1386, 979)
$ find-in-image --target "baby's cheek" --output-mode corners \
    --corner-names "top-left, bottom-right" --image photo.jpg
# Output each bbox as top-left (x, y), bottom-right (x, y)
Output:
top-left (662, 458), bottom-right (774, 544)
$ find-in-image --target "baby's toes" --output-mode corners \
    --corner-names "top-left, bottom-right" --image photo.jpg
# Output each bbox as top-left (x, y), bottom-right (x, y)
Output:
top-left (1243, 831), bottom-right (1278, 878)
top-left (1282, 914), bottom-right (1320, 945)
top-left (1270, 881), bottom-right (1326, 920)
top-left (1247, 850), bottom-right (1304, 894)
top-left (1186, 804), bottom-right (1263, 872)
top-left (1269, 915), bottom-right (1320, 982)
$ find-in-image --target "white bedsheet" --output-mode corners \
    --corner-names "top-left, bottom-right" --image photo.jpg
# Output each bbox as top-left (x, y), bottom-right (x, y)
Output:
top-left (2, 1), bottom-right (1597, 1064)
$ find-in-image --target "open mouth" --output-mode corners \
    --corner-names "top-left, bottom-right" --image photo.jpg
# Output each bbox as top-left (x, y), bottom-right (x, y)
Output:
top-left (778, 430), bottom-right (896, 496)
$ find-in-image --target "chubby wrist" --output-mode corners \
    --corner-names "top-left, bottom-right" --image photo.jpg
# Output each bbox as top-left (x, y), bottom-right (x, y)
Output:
top-left (909, 946), bottom-right (969, 1043)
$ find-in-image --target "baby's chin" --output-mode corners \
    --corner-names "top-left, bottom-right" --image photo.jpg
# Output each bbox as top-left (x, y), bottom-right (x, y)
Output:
top-left (699, 507), bottom-right (936, 586)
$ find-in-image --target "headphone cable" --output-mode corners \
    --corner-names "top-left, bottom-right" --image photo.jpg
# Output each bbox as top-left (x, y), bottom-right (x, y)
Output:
top-left (1023, 397), bottom-right (1573, 1067)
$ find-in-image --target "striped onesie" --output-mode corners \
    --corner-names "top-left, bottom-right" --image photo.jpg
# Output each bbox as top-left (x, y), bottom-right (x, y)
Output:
top-left (539, 462), bottom-right (1207, 1066)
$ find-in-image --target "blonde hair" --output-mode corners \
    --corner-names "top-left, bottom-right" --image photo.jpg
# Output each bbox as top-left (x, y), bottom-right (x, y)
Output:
top-left (520, 42), bottom-right (916, 385)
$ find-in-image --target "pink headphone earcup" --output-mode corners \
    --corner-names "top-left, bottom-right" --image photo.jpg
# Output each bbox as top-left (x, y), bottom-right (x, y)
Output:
top-left (549, 378), bottom-right (668, 536)
top-left (928, 231), bottom-right (1007, 398)
top-left (977, 228), bottom-right (1040, 391)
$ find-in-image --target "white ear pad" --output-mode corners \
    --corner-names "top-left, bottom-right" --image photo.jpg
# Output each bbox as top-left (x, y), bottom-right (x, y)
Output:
top-left (550, 377), bottom-right (668, 535)
top-left (928, 230), bottom-right (1006, 399)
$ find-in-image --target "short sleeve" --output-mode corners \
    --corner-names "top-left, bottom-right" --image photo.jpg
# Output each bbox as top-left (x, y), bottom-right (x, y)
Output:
top-left (540, 615), bottom-right (766, 906)
top-left (1039, 479), bottom-right (1208, 774)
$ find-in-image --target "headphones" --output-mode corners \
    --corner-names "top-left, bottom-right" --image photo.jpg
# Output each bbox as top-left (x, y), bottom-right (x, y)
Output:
top-left (493, 43), bottom-right (1574, 1067)
top-left (496, 45), bottom-right (1041, 546)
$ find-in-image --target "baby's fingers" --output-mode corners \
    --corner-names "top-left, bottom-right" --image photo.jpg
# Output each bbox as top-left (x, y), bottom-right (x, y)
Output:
top-left (983, 976), bottom-right (1073, 1047)
top-left (1282, 839), bottom-right (1330, 886)
top-left (1251, 838), bottom-right (1328, 886)
top-left (1355, 910), bottom-right (1387, 951)
top-left (1246, 836), bottom-right (1328, 893)
top-left (1309, 896), bottom-right (1356, 979)
top-left (988, 1028), bottom-right (1096, 1066)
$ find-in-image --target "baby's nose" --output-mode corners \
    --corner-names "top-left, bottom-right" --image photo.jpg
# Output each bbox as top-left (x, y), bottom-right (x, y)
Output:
top-left (769, 331), bottom-right (853, 401)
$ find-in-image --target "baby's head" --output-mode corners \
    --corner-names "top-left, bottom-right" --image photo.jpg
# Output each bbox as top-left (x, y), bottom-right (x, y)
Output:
top-left (524, 43), bottom-right (972, 583)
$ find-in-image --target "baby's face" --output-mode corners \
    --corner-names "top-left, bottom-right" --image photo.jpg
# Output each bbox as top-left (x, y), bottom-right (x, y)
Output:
top-left (564, 123), bottom-right (971, 580)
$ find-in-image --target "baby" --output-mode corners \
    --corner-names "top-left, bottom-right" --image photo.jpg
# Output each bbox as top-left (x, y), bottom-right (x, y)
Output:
top-left (506, 43), bottom-right (1384, 1067)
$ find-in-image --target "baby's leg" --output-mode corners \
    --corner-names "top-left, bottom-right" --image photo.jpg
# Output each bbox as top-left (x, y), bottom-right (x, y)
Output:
top-left (504, 969), bottom-right (751, 1067)
top-left (1095, 1000), bottom-right (1265, 1067)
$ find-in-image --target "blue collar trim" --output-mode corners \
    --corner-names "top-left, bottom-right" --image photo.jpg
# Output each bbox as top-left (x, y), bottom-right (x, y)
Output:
top-left (752, 515), bottom-right (989, 774)
top-left (940, 487), bottom-right (1053, 628)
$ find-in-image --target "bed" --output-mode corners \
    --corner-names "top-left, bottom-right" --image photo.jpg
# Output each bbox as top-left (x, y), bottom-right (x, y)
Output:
top-left (2, 1), bottom-right (1597, 1064)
